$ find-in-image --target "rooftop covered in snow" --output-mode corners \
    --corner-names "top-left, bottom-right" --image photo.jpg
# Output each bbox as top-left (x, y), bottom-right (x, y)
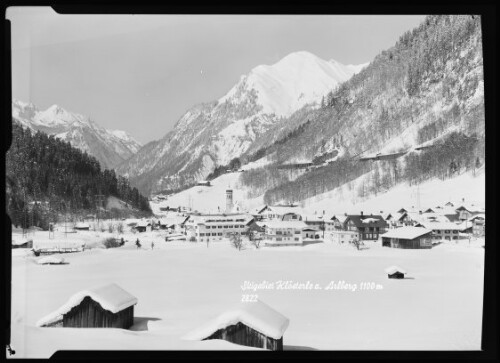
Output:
top-left (36, 283), bottom-right (138, 327)
top-left (385, 266), bottom-right (407, 275)
top-left (261, 220), bottom-right (309, 230)
top-left (417, 221), bottom-right (463, 231)
top-left (182, 300), bottom-right (289, 341)
top-left (381, 227), bottom-right (433, 240)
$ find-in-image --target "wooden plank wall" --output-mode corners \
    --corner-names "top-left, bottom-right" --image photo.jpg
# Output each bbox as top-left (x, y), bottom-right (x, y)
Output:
top-left (62, 296), bottom-right (134, 329)
top-left (204, 322), bottom-right (283, 351)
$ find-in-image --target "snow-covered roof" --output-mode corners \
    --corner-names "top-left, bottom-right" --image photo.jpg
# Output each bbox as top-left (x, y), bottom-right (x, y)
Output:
top-left (468, 214), bottom-right (485, 221)
top-left (75, 222), bottom-right (90, 228)
top-left (136, 221), bottom-right (148, 227)
top-left (36, 283), bottom-right (138, 327)
top-left (302, 214), bottom-right (327, 222)
top-left (361, 217), bottom-right (379, 224)
top-left (332, 215), bottom-right (348, 224)
top-left (11, 236), bottom-right (33, 246)
top-left (262, 206), bottom-right (304, 216)
top-left (418, 221), bottom-right (463, 231)
top-left (182, 300), bottom-right (289, 341)
top-left (436, 206), bottom-right (458, 215)
top-left (195, 213), bottom-right (253, 224)
top-left (381, 227), bottom-right (432, 240)
top-left (385, 266), bottom-right (406, 275)
top-left (455, 203), bottom-right (485, 213)
top-left (37, 256), bottom-right (66, 265)
top-left (263, 220), bottom-right (309, 230)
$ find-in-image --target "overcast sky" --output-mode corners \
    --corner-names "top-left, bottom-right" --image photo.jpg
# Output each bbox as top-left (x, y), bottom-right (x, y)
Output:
top-left (7, 8), bottom-right (426, 144)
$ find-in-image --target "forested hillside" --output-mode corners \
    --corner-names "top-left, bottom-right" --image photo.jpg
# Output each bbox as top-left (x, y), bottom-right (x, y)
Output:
top-left (238, 15), bottom-right (485, 205)
top-left (6, 122), bottom-right (152, 229)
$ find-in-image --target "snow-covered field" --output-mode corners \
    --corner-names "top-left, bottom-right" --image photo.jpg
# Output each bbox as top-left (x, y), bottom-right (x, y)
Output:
top-left (10, 232), bottom-right (484, 357)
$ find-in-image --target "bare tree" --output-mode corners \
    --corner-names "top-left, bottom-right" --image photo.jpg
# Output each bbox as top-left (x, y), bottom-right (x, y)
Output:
top-left (251, 238), bottom-right (262, 249)
top-left (116, 222), bottom-right (124, 234)
top-left (229, 232), bottom-right (244, 251)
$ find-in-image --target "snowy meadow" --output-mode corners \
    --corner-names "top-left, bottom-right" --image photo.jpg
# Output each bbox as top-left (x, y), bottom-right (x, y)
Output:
top-left (10, 230), bottom-right (484, 357)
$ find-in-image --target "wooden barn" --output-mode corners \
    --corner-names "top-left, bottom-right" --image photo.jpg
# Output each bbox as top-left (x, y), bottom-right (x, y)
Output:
top-left (381, 226), bottom-right (433, 249)
top-left (36, 283), bottom-right (138, 329)
top-left (182, 300), bottom-right (289, 351)
top-left (385, 266), bottom-right (406, 279)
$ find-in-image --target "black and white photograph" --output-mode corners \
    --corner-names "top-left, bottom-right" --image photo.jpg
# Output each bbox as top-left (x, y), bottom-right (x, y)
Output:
top-left (5, 5), bottom-right (493, 357)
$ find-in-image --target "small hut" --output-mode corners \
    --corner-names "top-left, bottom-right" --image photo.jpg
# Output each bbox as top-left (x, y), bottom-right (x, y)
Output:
top-left (36, 283), bottom-right (138, 329)
top-left (385, 266), bottom-right (406, 279)
top-left (74, 222), bottom-right (90, 231)
top-left (135, 221), bottom-right (148, 233)
top-left (182, 300), bottom-right (289, 351)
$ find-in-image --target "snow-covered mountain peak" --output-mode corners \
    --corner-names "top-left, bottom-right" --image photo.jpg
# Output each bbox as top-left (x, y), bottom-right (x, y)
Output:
top-left (12, 100), bottom-right (142, 169)
top-left (219, 51), bottom-right (367, 117)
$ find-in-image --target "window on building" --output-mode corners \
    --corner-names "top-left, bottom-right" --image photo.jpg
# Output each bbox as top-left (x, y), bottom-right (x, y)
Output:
top-left (212, 233), bottom-right (216, 236)
top-left (452, 230), bottom-right (458, 234)
top-left (200, 233), bottom-right (204, 236)
top-left (218, 226), bottom-right (222, 229)
top-left (445, 230), bottom-right (450, 233)
top-left (276, 237), bottom-right (282, 241)
top-left (218, 233), bottom-right (222, 236)
top-left (294, 237), bottom-right (299, 241)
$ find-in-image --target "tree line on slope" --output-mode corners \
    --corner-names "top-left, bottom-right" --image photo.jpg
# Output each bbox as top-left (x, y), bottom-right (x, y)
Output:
top-left (6, 122), bottom-right (152, 229)
top-left (260, 131), bottom-right (484, 205)
top-left (238, 15), bottom-right (484, 204)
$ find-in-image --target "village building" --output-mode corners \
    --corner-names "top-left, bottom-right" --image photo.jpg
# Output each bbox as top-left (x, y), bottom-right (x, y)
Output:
top-left (331, 214), bottom-right (348, 230)
top-left (247, 220), bottom-right (266, 240)
top-left (385, 266), bottom-right (407, 279)
top-left (281, 212), bottom-right (303, 221)
top-left (182, 300), bottom-right (289, 351)
top-left (330, 230), bottom-right (360, 244)
top-left (415, 221), bottom-right (463, 241)
top-left (343, 213), bottom-right (388, 241)
top-left (455, 203), bottom-right (485, 221)
top-left (469, 214), bottom-right (485, 236)
top-left (381, 226), bottom-right (433, 249)
top-left (434, 206), bottom-right (460, 222)
top-left (257, 205), bottom-right (304, 221)
top-left (262, 220), bottom-right (308, 246)
top-left (302, 214), bottom-right (335, 232)
top-left (302, 227), bottom-right (323, 244)
top-left (197, 180), bottom-right (211, 186)
top-left (159, 215), bottom-right (189, 231)
top-left (36, 283), bottom-right (137, 329)
top-left (385, 211), bottom-right (411, 228)
top-left (135, 220), bottom-right (148, 233)
top-left (186, 213), bottom-right (253, 243)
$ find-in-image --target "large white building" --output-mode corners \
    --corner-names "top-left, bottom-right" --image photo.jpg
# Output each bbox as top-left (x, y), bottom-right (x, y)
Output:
top-left (262, 220), bottom-right (311, 246)
top-left (185, 213), bottom-right (254, 243)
